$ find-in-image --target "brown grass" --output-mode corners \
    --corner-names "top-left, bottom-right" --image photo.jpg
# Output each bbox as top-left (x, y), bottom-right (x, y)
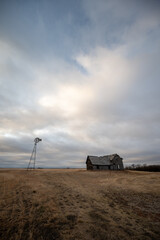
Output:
top-left (0, 169), bottom-right (160, 240)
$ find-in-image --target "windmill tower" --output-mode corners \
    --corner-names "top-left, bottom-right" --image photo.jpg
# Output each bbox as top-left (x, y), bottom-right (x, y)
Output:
top-left (27, 137), bottom-right (42, 170)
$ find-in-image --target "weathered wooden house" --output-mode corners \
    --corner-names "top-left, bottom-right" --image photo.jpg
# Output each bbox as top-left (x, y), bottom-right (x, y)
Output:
top-left (86, 154), bottom-right (124, 170)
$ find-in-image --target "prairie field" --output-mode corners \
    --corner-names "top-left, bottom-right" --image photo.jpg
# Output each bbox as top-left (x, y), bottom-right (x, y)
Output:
top-left (0, 169), bottom-right (160, 240)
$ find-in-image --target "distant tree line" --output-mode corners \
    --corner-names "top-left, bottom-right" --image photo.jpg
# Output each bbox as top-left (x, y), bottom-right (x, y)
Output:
top-left (125, 164), bottom-right (160, 172)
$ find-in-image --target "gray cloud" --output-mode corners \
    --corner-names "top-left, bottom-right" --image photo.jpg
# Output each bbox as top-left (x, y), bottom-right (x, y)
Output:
top-left (0, 0), bottom-right (160, 168)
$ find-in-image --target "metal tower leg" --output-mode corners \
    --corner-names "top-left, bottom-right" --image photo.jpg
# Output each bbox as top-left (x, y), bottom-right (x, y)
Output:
top-left (27, 138), bottom-right (42, 170)
top-left (27, 144), bottom-right (36, 170)
top-left (34, 144), bottom-right (36, 169)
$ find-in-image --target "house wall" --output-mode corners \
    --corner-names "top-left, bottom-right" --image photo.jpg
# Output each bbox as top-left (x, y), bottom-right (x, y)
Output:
top-left (88, 164), bottom-right (123, 170)
top-left (87, 164), bottom-right (93, 170)
top-left (110, 165), bottom-right (118, 170)
top-left (99, 165), bottom-right (109, 170)
top-left (117, 158), bottom-right (124, 170)
top-left (86, 159), bottom-right (93, 170)
top-left (93, 165), bottom-right (110, 170)
top-left (92, 165), bottom-right (97, 170)
top-left (86, 155), bottom-right (124, 170)
top-left (112, 157), bottom-right (124, 170)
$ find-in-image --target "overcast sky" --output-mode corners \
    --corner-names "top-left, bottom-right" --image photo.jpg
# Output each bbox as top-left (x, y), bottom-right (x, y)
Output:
top-left (0, 0), bottom-right (160, 168)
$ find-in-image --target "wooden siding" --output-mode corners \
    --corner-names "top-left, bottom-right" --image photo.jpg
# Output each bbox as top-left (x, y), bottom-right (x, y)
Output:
top-left (86, 158), bottom-right (93, 170)
top-left (86, 154), bottom-right (124, 170)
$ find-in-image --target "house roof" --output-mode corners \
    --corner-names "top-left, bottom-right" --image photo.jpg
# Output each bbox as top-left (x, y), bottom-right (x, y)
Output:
top-left (87, 154), bottom-right (118, 165)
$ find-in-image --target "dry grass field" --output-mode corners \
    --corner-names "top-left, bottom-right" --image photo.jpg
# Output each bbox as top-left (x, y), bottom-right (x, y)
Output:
top-left (0, 169), bottom-right (160, 240)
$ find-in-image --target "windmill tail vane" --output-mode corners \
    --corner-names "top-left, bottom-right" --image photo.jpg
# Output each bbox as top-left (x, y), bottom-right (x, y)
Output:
top-left (27, 138), bottom-right (42, 170)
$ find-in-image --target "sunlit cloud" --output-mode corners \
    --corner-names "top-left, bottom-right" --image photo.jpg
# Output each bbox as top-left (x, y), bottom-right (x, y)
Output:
top-left (39, 84), bottom-right (93, 116)
top-left (76, 47), bottom-right (132, 103)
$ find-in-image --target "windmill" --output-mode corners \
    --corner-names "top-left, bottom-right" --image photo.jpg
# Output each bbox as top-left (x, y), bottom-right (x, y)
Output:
top-left (27, 137), bottom-right (42, 170)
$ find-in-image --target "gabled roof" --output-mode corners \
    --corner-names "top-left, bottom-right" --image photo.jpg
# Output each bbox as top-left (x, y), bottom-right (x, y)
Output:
top-left (86, 154), bottom-right (118, 165)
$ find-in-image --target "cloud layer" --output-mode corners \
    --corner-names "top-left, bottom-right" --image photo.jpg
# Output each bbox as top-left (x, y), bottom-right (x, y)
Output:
top-left (0, 0), bottom-right (160, 167)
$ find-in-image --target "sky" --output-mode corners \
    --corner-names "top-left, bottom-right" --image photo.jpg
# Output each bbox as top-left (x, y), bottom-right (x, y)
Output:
top-left (0, 0), bottom-right (160, 168)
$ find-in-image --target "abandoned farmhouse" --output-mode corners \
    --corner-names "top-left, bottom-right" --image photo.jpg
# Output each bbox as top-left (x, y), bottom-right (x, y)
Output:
top-left (86, 154), bottom-right (124, 170)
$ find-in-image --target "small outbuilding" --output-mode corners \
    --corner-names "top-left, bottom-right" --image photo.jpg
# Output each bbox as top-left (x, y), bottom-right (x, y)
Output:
top-left (86, 154), bottom-right (124, 170)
